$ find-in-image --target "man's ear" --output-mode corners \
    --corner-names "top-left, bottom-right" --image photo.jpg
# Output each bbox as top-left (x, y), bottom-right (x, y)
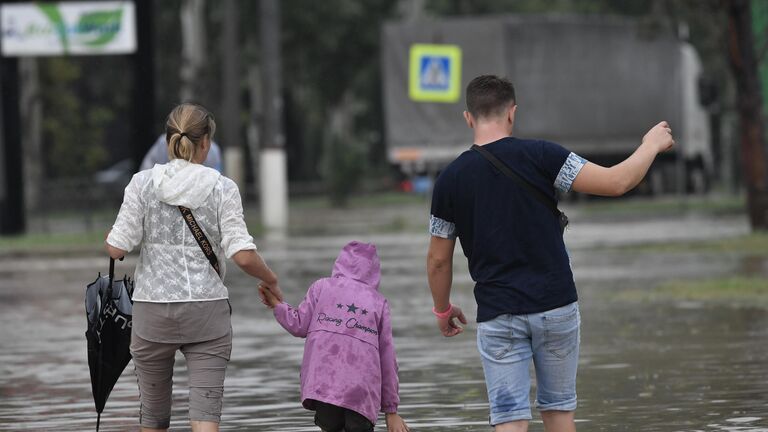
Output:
top-left (508, 104), bottom-right (517, 124)
top-left (463, 111), bottom-right (474, 129)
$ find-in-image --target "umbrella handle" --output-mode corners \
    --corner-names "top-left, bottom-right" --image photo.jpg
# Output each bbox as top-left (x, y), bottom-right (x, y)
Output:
top-left (108, 258), bottom-right (115, 284)
top-left (107, 256), bottom-right (124, 300)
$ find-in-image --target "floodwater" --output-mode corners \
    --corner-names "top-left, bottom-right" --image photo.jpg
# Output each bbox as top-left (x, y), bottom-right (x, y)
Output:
top-left (1, 212), bottom-right (768, 431)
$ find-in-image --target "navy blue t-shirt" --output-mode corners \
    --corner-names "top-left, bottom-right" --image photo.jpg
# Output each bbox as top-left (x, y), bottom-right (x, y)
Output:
top-left (429, 137), bottom-right (587, 322)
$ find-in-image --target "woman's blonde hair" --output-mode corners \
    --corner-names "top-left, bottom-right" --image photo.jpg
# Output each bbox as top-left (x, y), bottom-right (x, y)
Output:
top-left (165, 103), bottom-right (217, 162)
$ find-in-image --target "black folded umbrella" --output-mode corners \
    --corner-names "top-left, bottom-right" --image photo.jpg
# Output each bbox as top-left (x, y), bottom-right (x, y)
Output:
top-left (85, 257), bottom-right (134, 431)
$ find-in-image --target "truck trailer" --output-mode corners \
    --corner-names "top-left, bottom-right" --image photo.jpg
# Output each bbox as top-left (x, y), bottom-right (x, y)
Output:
top-left (381, 14), bottom-right (712, 193)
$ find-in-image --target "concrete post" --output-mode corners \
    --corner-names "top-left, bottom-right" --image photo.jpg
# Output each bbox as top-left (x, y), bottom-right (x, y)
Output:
top-left (259, 0), bottom-right (288, 235)
top-left (180, 0), bottom-right (206, 102)
top-left (259, 148), bottom-right (288, 232)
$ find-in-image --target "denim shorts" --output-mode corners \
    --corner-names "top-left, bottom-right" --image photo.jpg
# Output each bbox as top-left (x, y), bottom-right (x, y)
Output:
top-left (476, 302), bottom-right (580, 426)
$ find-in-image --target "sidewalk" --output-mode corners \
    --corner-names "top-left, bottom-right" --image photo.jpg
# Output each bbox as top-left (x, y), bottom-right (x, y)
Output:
top-left (0, 193), bottom-right (750, 258)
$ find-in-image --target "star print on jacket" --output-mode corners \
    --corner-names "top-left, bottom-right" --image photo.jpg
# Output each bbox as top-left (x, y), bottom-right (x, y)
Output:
top-left (346, 303), bottom-right (359, 314)
top-left (361, 309), bottom-right (368, 315)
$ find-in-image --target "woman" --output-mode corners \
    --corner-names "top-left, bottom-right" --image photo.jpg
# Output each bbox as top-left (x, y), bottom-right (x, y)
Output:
top-left (105, 103), bottom-right (281, 432)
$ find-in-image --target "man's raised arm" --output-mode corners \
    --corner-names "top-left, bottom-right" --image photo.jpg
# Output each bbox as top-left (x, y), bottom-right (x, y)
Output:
top-left (572, 121), bottom-right (675, 196)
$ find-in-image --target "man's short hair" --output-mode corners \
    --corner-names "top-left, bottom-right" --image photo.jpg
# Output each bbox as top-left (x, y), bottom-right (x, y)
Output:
top-left (465, 75), bottom-right (516, 119)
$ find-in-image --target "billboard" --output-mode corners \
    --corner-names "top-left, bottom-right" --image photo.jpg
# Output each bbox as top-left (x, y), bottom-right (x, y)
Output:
top-left (1, 1), bottom-right (136, 56)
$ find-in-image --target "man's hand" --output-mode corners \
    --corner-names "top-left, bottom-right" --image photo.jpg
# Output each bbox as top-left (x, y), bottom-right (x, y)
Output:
top-left (258, 283), bottom-right (281, 309)
top-left (436, 304), bottom-right (467, 337)
top-left (642, 121), bottom-right (675, 154)
top-left (385, 413), bottom-right (410, 432)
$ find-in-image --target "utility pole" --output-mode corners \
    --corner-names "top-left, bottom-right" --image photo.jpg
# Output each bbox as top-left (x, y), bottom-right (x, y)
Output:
top-left (20, 57), bottom-right (42, 217)
top-left (221, 0), bottom-right (244, 188)
top-left (0, 55), bottom-right (24, 235)
top-left (134, 0), bottom-right (155, 171)
top-left (725, 0), bottom-right (768, 230)
top-left (259, 0), bottom-right (288, 235)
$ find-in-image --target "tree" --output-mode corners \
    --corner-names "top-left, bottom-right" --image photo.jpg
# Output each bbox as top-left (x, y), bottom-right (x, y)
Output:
top-left (278, 1), bottom-right (399, 204)
top-left (724, 0), bottom-right (768, 229)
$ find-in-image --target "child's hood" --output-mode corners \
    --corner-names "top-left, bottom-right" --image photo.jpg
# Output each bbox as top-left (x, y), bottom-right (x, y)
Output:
top-left (151, 159), bottom-right (221, 210)
top-left (331, 241), bottom-right (381, 290)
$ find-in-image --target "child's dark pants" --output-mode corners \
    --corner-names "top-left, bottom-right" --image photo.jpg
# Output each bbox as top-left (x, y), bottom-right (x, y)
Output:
top-left (313, 401), bottom-right (374, 432)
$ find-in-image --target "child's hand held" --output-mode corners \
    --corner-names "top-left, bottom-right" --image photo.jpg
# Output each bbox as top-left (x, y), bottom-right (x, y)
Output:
top-left (385, 413), bottom-right (409, 432)
top-left (258, 284), bottom-right (280, 309)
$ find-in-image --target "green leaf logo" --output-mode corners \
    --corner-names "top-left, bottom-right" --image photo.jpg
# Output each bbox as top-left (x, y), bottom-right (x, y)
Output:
top-left (37, 3), bottom-right (68, 52)
top-left (77, 9), bottom-right (123, 46)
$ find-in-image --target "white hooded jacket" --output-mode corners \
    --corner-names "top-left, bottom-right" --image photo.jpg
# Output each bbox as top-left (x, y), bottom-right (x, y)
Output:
top-left (107, 159), bottom-right (257, 302)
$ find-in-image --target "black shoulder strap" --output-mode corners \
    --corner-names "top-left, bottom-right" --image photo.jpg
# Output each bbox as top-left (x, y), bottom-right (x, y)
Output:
top-left (178, 206), bottom-right (221, 277)
top-left (471, 144), bottom-right (560, 217)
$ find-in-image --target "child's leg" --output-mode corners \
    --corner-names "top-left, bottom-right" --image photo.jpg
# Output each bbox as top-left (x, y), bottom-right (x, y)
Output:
top-left (313, 401), bottom-right (345, 432)
top-left (342, 408), bottom-right (374, 432)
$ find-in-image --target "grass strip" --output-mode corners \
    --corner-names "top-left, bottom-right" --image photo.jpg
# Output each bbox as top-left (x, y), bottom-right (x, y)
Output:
top-left (614, 276), bottom-right (768, 307)
top-left (579, 195), bottom-right (745, 217)
top-left (615, 232), bottom-right (768, 255)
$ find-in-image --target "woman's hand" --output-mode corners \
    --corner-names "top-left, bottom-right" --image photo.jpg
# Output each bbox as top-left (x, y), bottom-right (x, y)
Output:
top-left (260, 279), bottom-right (283, 302)
top-left (232, 250), bottom-right (281, 299)
top-left (258, 283), bottom-right (281, 309)
top-left (104, 231), bottom-right (127, 260)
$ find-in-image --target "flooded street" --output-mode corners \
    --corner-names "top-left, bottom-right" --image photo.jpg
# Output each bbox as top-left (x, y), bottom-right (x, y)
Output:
top-left (1, 211), bottom-right (767, 431)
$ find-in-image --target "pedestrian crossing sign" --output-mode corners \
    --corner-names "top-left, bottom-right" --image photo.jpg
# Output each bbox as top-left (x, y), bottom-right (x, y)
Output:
top-left (409, 44), bottom-right (462, 103)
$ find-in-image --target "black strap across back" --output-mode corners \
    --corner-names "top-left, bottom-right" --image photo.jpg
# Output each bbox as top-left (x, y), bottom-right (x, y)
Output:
top-left (178, 206), bottom-right (221, 276)
top-left (471, 144), bottom-right (569, 234)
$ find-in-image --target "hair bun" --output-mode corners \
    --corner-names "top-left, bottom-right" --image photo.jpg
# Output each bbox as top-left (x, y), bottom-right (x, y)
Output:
top-left (165, 103), bottom-right (216, 162)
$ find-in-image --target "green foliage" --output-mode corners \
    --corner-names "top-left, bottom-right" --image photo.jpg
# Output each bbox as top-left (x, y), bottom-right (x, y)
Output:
top-left (278, 1), bottom-right (399, 182)
top-left (425, 0), bottom-right (652, 15)
top-left (40, 57), bottom-right (115, 178)
top-left (323, 134), bottom-right (367, 207)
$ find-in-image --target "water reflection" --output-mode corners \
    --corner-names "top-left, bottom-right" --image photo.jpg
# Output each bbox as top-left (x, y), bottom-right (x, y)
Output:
top-left (1, 231), bottom-right (768, 430)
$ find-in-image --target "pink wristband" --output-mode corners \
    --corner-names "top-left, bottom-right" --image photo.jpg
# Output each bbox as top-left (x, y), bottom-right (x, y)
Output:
top-left (432, 304), bottom-right (453, 319)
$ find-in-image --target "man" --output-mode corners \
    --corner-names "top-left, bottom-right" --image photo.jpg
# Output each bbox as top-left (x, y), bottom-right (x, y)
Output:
top-left (140, 133), bottom-right (223, 172)
top-left (426, 75), bottom-right (674, 432)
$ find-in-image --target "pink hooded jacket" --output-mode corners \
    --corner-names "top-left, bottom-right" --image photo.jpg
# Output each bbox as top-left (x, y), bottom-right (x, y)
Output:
top-left (273, 241), bottom-right (399, 424)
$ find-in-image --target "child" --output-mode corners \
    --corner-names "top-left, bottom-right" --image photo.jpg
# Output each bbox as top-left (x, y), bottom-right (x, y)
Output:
top-left (259, 241), bottom-right (409, 432)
